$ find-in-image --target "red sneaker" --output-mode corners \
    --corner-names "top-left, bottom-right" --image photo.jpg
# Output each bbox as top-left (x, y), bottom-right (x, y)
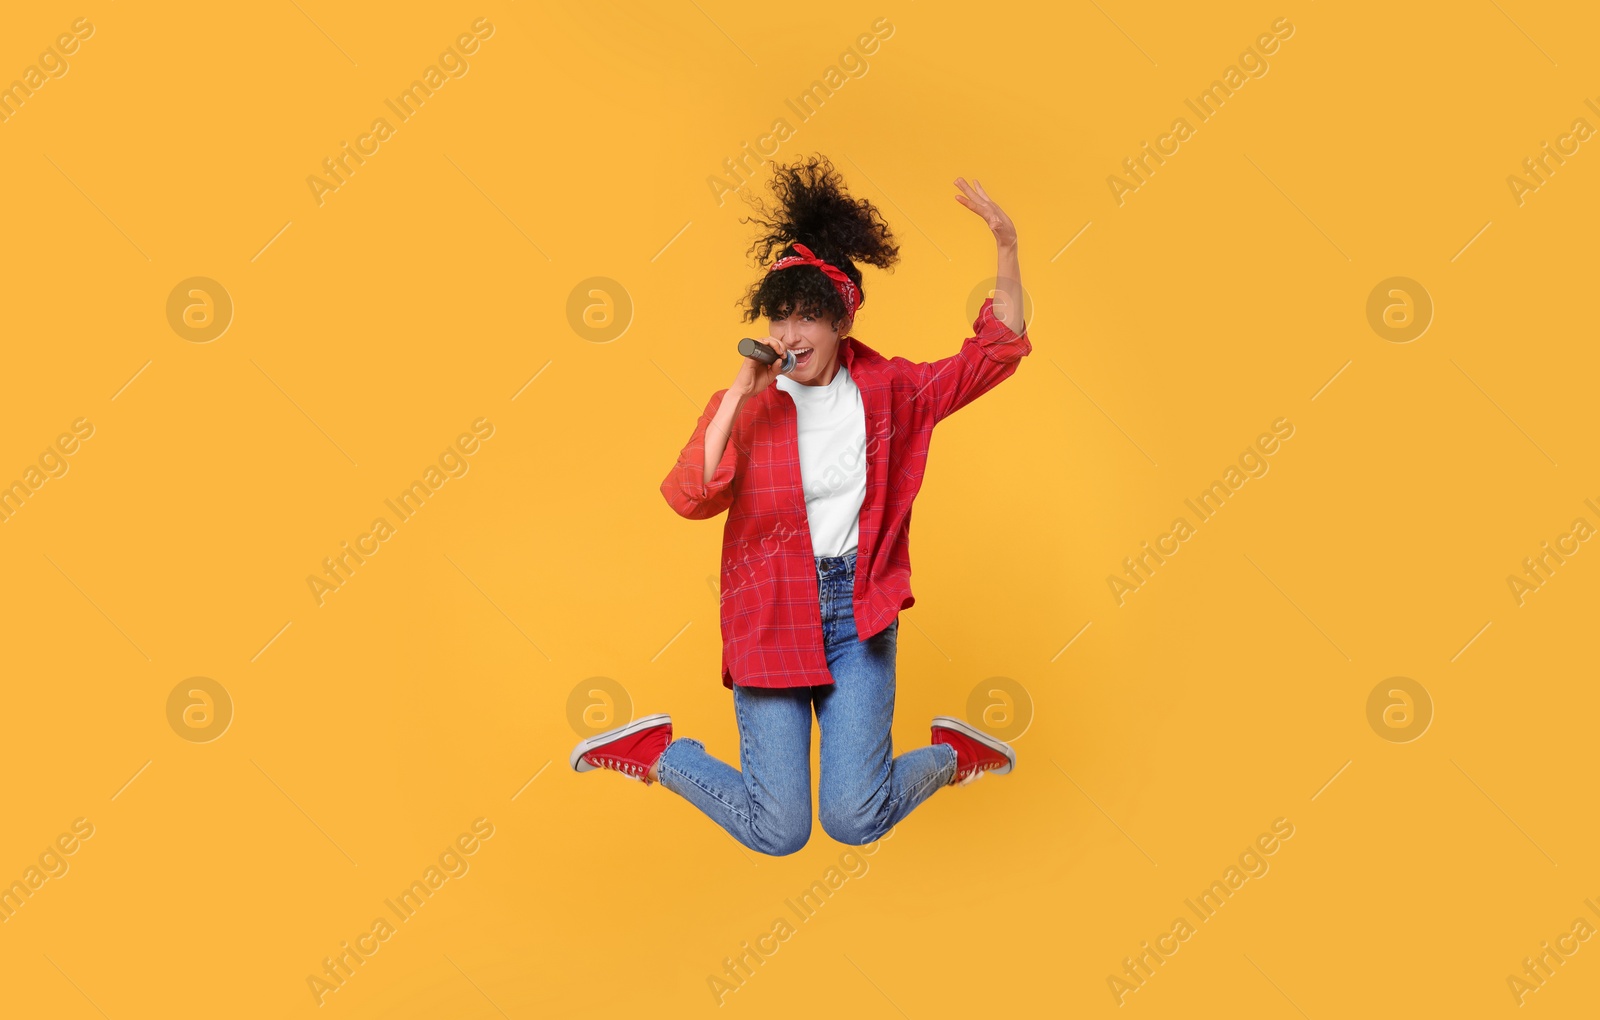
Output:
top-left (570, 714), bottom-right (672, 784)
top-left (931, 717), bottom-right (1016, 786)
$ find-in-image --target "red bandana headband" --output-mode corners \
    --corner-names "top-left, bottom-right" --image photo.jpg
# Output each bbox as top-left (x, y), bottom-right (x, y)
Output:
top-left (767, 243), bottom-right (861, 319)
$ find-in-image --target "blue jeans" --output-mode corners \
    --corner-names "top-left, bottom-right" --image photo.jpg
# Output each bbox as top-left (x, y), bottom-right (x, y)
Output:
top-left (657, 551), bottom-right (958, 855)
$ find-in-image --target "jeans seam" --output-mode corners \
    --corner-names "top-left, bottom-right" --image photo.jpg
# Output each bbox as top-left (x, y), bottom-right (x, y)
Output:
top-left (654, 738), bottom-right (678, 788)
top-left (659, 739), bottom-right (751, 823)
top-left (893, 758), bottom-right (953, 815)
top-left (661, 757), bottom-right (751, 824)
top-left (898, 745), bottom-right (958, 809)
top-left (734, 688), bottom-right (761, 838)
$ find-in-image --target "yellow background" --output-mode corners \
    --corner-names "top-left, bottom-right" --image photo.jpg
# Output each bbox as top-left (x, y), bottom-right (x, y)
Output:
top-left (2, 1), bottom-right (1597, 1016)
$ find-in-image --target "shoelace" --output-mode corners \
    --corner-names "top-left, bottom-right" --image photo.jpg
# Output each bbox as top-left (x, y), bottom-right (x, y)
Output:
top-left (953, 759), bottom-right (1003, 786)
top-left (589, 754), bottom-right (646, 780)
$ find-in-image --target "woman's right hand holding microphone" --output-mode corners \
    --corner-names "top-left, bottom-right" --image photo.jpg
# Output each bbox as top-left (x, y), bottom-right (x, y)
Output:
top-left (703, 335), bottom-right (786, 486)
top-left (731, 335), bottom-right (790, 398)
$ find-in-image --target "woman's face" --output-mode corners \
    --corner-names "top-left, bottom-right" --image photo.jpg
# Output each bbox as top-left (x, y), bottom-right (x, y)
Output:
top-left (769, 309), bottom-right (847, 385)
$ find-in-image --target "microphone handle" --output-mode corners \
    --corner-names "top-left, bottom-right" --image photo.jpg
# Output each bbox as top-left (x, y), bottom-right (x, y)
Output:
top-left (738, 337), bottom-right (796, 374)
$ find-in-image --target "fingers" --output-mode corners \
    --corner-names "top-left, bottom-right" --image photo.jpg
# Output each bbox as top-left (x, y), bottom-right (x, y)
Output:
top-left (758, 336), bottom-right (788, 379)
top-left (956, 176), bottom-right (996, 206)
top-left (954, 177), bottom-right (991, 216)
top-left (956, 176), bottom-right (989, 199)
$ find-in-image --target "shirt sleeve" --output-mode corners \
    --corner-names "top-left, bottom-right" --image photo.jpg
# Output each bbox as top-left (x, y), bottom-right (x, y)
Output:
top-left (897, 296), bottom-right (1032, 424)
top-left (660, 388), bottom-right (741, 520)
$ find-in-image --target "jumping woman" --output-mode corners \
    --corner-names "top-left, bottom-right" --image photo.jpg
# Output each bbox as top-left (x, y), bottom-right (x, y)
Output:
top-left (570, 154), bottom-right (1032, 854)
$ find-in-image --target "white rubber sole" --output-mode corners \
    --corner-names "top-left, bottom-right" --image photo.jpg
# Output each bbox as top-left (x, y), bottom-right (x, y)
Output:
top-left (570, 713), bottom-right (672, 772)
top-left (931, 716), bottom-right (1016, 775)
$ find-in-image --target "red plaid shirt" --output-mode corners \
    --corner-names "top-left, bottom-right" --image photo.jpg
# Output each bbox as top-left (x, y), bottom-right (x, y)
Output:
top-left (662, 297), bottom-right (1032, 689)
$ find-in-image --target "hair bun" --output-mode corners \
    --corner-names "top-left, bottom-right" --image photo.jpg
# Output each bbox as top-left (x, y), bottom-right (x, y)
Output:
top-left (737, 153), bottom-right (899, 328)
top-left (743, 154), bottom-right (900, 271)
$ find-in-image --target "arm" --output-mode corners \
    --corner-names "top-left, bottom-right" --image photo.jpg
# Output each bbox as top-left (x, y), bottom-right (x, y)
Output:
top-left (958, 176), bottom-right (1024, 335)
top-left (661, 388), bottom-right (742, 520)
top-left (903, 177), bottom-right (1032, 422)
top-left (660, 334), bottom-right (795, 519)
top-left (904, 298), bottom-right (1031, 424)
top-left (701, 388), bottom-right (748, 487)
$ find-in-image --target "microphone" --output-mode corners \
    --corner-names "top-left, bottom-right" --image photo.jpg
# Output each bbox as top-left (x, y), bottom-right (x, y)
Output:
top-left (738, 337), bottom-right (796, 374)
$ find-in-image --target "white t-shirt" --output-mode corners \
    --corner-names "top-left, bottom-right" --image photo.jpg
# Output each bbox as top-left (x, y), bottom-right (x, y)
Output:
top-left (776, 362), bottom-right (867, 558)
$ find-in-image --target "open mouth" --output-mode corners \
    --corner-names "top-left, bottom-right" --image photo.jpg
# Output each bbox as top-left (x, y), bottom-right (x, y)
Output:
top-left (792, 347), bottom-right (814, 367)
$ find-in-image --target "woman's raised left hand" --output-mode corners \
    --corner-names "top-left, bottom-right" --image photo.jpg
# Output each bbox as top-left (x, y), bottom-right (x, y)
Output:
top-left (954, 176), bottom-right (1017, 248)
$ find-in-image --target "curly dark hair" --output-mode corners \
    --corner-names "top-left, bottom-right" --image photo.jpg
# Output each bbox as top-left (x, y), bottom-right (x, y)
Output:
top-left (737, 154), bottom-right (900, 330)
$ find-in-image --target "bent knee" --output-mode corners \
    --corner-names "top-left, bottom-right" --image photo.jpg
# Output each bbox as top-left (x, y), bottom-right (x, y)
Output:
top-left (751, 816), bottom-right (811, 856)
top-left (819, 805), bottom-right (890, 846)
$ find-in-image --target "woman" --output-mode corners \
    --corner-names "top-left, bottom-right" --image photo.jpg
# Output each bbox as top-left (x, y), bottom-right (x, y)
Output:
top-left (570, 154), bottom-right (1032, 855)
